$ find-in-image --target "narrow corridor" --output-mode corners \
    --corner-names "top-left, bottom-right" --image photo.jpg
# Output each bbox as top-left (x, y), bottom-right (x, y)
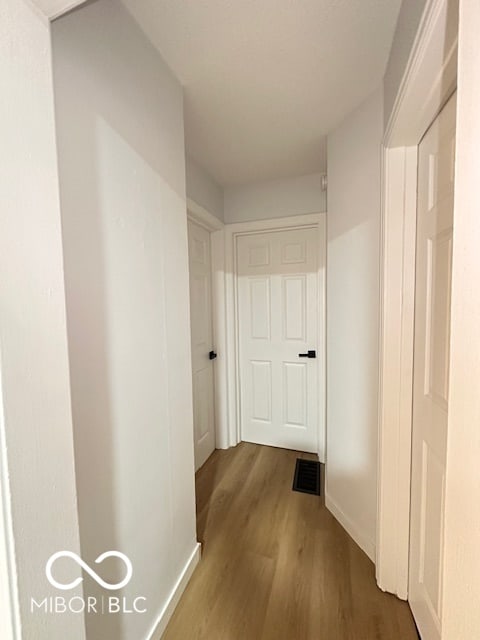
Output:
top-left (163, 443), bottom-right (417, 640)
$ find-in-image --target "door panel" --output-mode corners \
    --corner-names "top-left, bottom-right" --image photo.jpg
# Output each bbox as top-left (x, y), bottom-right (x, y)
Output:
top-left (283, 362), bottom-right (307, 427)
top-left (188, 220), bottom-right (215, 471)
top-left (251, 360), bottom-right (272, 422)
top-left (237, 228), bottom-right (320, 453)
top-left (283, 276), bottom-right (306, 340)
top-left (249, 278), bottom-right (271, 339)
top-left (409, 93), bottom-right (456, 639)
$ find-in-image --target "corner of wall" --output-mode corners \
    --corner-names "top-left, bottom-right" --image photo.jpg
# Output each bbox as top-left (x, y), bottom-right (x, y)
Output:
top-left (325, 83), bottom-right (384, 567)
top-left (185, 155), bottom-right (225, 223)
top-left (325, 493), bottom-right (376, 562)
top-left (144, 543), bottom-right (201, 640)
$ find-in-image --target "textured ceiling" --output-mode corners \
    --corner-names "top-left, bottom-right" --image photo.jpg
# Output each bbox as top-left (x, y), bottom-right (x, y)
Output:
top-left (122, 0), bottom-right (401, 186)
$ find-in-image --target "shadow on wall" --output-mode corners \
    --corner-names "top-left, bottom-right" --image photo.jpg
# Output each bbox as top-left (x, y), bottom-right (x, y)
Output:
top-left (52, 1), bottom-right (196, 639)
top-left (325, 87), bottom-right (383, 558)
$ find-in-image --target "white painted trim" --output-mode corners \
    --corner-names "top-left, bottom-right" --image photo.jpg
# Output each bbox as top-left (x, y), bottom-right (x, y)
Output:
top-left (211, 230), bottom-right (229, 450)
top-left (0, 373), bottom-right (21, 640)
top-left (317, 216), bottom-right (327, 463)
top-left (31, 0), bottom-right (87, 20)
top-left (224, 213), bottom-right (326, 459)
top-left (384, 0), bottom-right (458, 147)
top-left (325, 492), bottom-right (376, 563)
top-left (187, 200), bottom-right (230, 450)
top-left (145, 542), bottom-right (201, 640)
top-left (377, 0), bottom-right (458, 599)
top-left (224, 228), bottom-right (240, 448)
top-left (376, 146), bottom-right (417, 598)
top-left (225, 212), bottom-right (323, 235)
top-left (187, 198), bottom-right (224, 232)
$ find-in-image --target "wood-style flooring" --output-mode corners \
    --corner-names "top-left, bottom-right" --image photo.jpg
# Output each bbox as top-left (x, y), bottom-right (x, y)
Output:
top-left (162, 443), bottom-right (418, 640)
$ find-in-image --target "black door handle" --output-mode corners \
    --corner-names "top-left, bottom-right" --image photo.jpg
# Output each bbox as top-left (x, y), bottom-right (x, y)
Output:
top-left (298, 350), bottom-right (316, 359)
top-left (209, 350), bottom-right (217, 360)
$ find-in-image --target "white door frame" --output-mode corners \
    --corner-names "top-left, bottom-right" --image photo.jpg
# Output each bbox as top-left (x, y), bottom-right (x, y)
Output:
top-left (186, 198), bottom-right (230, 452)
top-left (32, 0), bottom-right (88, 20)
top-left (376, 0), bottom-right (458, 599)
top-left (224, 213), bottom-right (327, 461)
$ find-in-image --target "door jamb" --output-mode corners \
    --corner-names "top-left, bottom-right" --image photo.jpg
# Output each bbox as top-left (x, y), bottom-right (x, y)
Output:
top-left (376, 0), bottom-right (458, 599)
top-left (224, 212), bottom-right (326, 461)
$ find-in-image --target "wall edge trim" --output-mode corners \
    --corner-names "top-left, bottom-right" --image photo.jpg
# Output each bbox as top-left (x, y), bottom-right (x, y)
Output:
top-left (145, 542), bottom-right (201, 640)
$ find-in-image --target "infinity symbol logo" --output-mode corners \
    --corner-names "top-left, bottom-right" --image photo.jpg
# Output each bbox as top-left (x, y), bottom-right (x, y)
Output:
top-left (46, 551), bottom-right (133, 591)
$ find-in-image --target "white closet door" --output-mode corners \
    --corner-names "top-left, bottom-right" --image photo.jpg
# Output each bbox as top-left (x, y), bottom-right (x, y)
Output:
top-left (188, 220), bottom-right (216, 470)
top-left (409, 94), bottom-right (456, 639)
top-left (237, 228), bottom-right (319, 453)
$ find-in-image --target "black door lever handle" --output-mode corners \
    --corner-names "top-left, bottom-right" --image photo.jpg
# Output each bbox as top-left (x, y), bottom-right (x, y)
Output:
top-left (209, 350), bottom-right (217, 360)
top-left (298, 350), bottom-right (316, 359)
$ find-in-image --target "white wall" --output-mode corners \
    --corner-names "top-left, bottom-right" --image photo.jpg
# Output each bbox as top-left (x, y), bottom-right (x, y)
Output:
top-left (384, 0), bottom-right (429, 128)
top-left (186, 155), bottom-right (224, 221)
top-left (325, 87), bottom-right (383, 562)
top-left (224, 172), bottom-right (326, 223)
top-left (443, 1), bottom-right (480, 637)
top-left (0, 2), bottom-right (86, 639)
top-left (52, 2), bottom-right (197, 639)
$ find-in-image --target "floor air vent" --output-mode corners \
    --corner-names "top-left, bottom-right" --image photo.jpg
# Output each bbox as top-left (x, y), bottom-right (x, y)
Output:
top-left (292, 458), bottom-right (321, 496)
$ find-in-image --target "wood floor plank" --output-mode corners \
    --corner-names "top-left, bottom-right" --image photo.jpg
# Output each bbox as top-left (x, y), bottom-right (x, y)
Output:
top-left (162, 443), bottom-right (418, 640)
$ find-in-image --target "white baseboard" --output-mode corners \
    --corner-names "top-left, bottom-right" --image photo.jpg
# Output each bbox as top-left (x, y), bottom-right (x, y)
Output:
top-left (325, 493), bottom-right (376, 563)
top-left (145, 542), bottom-right (201, 640)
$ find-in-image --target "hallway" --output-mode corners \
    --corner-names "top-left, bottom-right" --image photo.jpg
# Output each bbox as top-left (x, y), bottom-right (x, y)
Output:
top-left (163, 443), bottom-right (417, 640)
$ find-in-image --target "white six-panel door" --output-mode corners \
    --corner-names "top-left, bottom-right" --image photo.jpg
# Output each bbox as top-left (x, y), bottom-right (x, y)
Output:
top-left (409, 94), bottom-right (456, 639)
top-left (237, 228), bottom-right (319, 453)
top-left (188, 220), bottom-right (216, 471)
